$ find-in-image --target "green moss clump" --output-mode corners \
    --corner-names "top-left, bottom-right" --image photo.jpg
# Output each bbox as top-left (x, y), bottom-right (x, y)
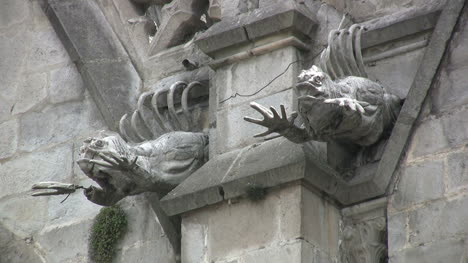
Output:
top-left (89, 206), bottom-right (128, 263)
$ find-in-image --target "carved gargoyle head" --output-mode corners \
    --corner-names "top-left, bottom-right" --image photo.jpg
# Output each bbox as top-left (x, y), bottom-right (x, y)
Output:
top-left (77, 132), bottom-right (139, 199)
top-left (296, 65), bottom-right (332, 98)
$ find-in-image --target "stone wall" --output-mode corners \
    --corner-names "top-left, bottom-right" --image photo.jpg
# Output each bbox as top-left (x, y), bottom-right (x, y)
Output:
top-left (0, 0), bottom-right (104, 261)
top-left (387, 5), bottom-right (468, 262)
top-left (0, 0), bottom-right (175, 262)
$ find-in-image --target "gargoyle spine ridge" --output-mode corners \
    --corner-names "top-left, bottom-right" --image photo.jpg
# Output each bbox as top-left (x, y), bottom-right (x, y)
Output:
top-left (119, 80), bottom-right (206, 143)
top-left (318, 24), bottom-right (367, 80)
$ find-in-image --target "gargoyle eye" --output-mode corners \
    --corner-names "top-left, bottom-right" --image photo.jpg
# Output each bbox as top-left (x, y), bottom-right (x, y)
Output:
top-left (94, 140), bottom-right (105, 147)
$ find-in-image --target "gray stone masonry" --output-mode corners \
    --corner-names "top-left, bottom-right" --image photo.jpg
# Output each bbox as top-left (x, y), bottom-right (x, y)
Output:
top-left (180, 184), bottom-right (339, 263)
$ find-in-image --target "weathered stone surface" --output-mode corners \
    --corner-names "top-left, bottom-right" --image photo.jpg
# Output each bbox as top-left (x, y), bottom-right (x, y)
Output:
top-left (447, 150), bottom-right (468, 190)
top-left (115, 240), bottom-right (176, 263)
top-left (48, 0), bottom-right (128, 62)
top-left (19, 98), bottom-right (105, 152)
top-left (195, 3), bottom-right (316, 56)
top-left (12, 73), bottom-right (48, 115)
top-left (0, 0), bottom-right (29, 28)
top-left (216, 46), bottom-right (299, 109)
top-left (440, 107), bottom-right (468, 149)
top-left (0, 144), bottom-right (73, 198)
top-left (181, 213), bottom-right (208, 263)
top-left (47, 191), bottom-right (100, 227)
top-left (324, 0), bottom-right (444, 23)
top-left (117, 195), bottom-right (172, 246)
top-left (206, 195), bottom-right (280, 259)
top-left (80, 60), bottom-right (141, 130)
top-left (0, 223), bottom-right (43, 263)
top-left (27, 30), bottom-right (70, 70)
top-left (0, 194), bottom-right (48, 239)
top-left (0, 96), bottom-right (15, 124)
top-left (408, 197), bottom-right (468, 245)
top-left (0, 25), bottom-right (30, 102)
top-left (390, 238), bottom-right (466, 263)
top-left (387, 212), bottom-right (407, 255)
top-left (302, 187), bottom-right (340, 258)
top-left (407, 117), bottom-right (448, 159)
top-left (365, 48), bottom-right (425, 99)
top-left (49, 64), bottom-right (84, 104)
top-left (241, 240), bottom-right (302, 263)
top-left (0, 119), bottom-right (18, 159)
top-left (431, 8), bottom-right (468, 113)
top-left (36, 220), bottom-right (92, 263)
top-left (391, 160), bottom-right (444, 210)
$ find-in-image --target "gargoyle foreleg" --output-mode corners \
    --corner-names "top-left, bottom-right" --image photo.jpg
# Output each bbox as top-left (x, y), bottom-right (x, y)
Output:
top-left (324, 98), bottom-right (370, 113)
top-left (244, 102), bottom-right (312, 143)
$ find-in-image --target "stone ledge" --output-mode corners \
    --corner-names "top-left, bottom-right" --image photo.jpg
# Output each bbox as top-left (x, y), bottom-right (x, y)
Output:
top-left (194, 3), bottom-right (317, 59)
top-left (161, 138), bottom-right (388, 216)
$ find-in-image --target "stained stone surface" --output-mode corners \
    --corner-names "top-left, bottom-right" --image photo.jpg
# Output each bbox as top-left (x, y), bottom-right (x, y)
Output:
top-left (0, 119), bottom-right (18, 159)
top-left (49, 64), bottom-right (85, 104)
top-left (12, 73), bottom-right (48, 115)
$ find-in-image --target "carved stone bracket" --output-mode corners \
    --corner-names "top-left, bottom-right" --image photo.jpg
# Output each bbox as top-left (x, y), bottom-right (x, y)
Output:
top-left (341, 198), bottom-right (388, 263)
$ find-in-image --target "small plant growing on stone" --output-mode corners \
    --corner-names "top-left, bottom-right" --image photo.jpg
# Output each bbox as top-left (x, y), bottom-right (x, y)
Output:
top-left (89, 205), bottom-right (128, 263)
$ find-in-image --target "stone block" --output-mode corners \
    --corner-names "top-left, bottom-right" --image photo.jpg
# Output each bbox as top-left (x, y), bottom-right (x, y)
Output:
top-left (49, 64), bottom-right (84, 104)
top-left (302, 187), bottom-right (340, 257)
top-left (407, 117), bottom-right (448, 159)
top-left (115, 240), bottom-right (177, 263)
top-left (181, 213), bottom-right (208, 263)
top-left (0, 25), bottom-right (30, 102)
top-left (48, 0), bottom-right (128, 62)
top-left (12, 72), bottom-right (48, 114)
top-left (408, 197), bottom-right (468, 245)
top-left (431, 65), bottom-right (468, 114)
top-left (47, 191), bottom-right (100, 227)
top-left (19, 98), bottom-right (105, 152)
top-left (0, 223), bottom-right (43, 263)
top-left (365, 48), bottom-right (424, 99)
top-left (0, 119), bottom-right (18, 159)
top-left (390, 238), bottom-right (466, 263)
top-left (391, 160), bottom-right (444, 210)
top-left (36, 220), bottom-right (93, 263)
top-left (216, 46), bottom-right (299, 109)
top-left (32, 0), bottom-right (52, 30)
top-left (0, 96), bottom-right (15, 124)
top-left (206, 193), bottom-right (280, 260)
top-left (0, 144), bottom-right (73, 198)
top-left (215, 89), bottom-right (295, 154)
top-left (241, 240), bottom-right (302, 263)
top-left (117, 195), bottom-right (170, 246)
top-left (81, 60), bottom-right (141, 130)
top-left (387, 212), bottom-right (407, 255)
top-left (447, 150), bottom-right (468, 190)
top-left (0, 194), bottom-right (48, 239)
top-left (440, 107), bottom-right (468, 149)
top-left (0, 0), bottom-right (29, 29)
top-left (27, 30), bottom-right (70, 71)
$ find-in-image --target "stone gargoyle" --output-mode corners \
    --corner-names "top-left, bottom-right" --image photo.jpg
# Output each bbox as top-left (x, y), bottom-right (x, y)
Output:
top-left (32, 81), bottom-right (209, 206)
top-left (244, 25), bottom-right (402, 176)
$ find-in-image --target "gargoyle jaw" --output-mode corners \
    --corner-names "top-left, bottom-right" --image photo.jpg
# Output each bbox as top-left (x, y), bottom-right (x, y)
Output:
top-left (295, 81), bottom-right (325, 98)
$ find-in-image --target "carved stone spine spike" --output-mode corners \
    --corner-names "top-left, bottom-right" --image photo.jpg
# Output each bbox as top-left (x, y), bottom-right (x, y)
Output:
top-left (120, 80), bottom-right (206, 143)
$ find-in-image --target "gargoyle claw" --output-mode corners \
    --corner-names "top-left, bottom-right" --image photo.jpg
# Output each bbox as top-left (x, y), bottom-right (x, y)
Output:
top-left (31, 182), bottom-right (83, 196)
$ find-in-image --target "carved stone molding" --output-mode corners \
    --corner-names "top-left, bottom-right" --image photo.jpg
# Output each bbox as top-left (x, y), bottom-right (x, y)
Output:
top-left (341, 198), bottom-right (388, 263)
top-left (342, 218), bottom-right (387, 263)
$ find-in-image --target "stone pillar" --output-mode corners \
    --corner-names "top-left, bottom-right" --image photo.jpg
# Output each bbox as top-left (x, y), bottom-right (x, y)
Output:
top-left (181, 183), bottom-right (340, 263)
